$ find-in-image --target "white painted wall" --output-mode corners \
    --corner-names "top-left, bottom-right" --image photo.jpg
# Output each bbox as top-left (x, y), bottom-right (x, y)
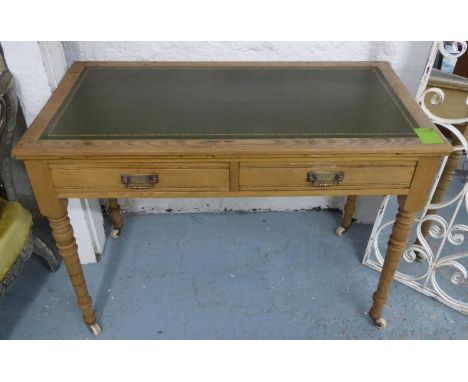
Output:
top-left (1, 41), bottom-right (106, 263)
top-left (63, 41), bottom-right (433, 222)
top-left (2, 41), bottom-right (52, 126)
top-left (63, 42), bottom-right (430, 94)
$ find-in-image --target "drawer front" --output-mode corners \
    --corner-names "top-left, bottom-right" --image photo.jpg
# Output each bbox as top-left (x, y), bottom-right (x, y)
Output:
top-left (50, 162), bottom-right (230, 192)
top-left (239, 160), bottom-right (416, 191)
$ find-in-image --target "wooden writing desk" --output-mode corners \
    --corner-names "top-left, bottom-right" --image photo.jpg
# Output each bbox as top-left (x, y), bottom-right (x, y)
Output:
top-left (13, 62), bottom-right (451, 336)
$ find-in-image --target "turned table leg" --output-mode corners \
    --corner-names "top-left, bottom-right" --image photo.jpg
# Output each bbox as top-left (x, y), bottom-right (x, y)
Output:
top-left (367, 157), bottom-right (441, 328)
top-left (25, 161), bottom-right (101, 335)
top-left (25, 161), bottom-right (101, 336)
top-left (336, 195), bottom-right (357, 236)
top-left (369, 195), bottom-right (416, 328)
top-left (48, 208), bottom-right (101, 336)
top-left (108, 198), bottom-right (123, 238)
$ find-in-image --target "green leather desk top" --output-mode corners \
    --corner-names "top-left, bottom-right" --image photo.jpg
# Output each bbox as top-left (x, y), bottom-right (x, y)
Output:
top-left (40, 66), bottom-right (419, 140)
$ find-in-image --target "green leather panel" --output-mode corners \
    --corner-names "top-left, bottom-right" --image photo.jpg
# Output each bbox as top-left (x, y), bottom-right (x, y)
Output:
top-left (41, 66), bottom-right (419, 140)
top-left (0, 198), bottom-right (32, 280)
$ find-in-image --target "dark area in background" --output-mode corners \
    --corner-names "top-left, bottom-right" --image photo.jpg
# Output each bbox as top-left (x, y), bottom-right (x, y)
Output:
top-left (0, 46), bottom-right (57, 253)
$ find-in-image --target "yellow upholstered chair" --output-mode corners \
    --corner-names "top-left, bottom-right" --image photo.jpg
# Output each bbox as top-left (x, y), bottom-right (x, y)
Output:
top-left (0, 198), bottom-right (33, 295)
top-left (0, 66), bottom-right (60, 296)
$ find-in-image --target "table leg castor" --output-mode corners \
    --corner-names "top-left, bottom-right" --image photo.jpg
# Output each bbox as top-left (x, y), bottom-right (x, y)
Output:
top-left (336, 195), bottom-right (357, 236)
top-left (335, 226), bottom-right (347, 236)
top-left (371, 316), bottom-right (387, 329)
top-left (88, 322), bottom-right (102, 336)
top-left (108, 198), bottom-right (123, 239)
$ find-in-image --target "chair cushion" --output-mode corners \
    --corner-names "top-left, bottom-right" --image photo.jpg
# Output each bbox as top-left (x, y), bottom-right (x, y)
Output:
top-left (0, 198), bottom-right (32, 281)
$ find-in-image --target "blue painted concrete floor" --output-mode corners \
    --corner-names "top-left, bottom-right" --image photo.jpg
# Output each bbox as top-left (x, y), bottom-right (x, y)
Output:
top-left (1, 210), bottom-right (467, 339)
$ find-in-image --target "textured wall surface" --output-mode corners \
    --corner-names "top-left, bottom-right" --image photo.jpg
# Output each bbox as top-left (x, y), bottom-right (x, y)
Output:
top-left (63, 41), bottom-right (431, 95)
top-left (2, 41), bottom-right (53, 126)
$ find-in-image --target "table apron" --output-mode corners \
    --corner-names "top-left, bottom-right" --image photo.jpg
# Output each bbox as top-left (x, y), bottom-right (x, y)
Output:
top-left (45, 157), bottom-right (418, 199)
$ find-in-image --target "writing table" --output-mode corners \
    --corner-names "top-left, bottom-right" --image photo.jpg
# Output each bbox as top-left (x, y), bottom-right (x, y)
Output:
top-left (13, 62), bottom-right (451, 335)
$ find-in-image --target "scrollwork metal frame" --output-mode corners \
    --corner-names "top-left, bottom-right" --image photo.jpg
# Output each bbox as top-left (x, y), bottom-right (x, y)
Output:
top-left (363, 41), bottom-right (468, 316)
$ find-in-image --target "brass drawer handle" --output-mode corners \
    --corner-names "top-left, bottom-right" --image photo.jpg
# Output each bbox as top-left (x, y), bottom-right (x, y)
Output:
top-left (307, 171), bottom-right (344, 187)
top-left (121, 174), bottom-right (159, 189)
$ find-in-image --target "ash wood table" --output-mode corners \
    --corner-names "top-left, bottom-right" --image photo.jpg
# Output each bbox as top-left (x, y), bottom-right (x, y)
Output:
top-left (13, 61), bottom-right (451, 336)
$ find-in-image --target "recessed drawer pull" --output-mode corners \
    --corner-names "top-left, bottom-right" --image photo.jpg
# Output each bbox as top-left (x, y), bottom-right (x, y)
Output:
top-left (306, 171), bottom-right (344, 187)
top-left (121, 174), bottom-right (159, 189)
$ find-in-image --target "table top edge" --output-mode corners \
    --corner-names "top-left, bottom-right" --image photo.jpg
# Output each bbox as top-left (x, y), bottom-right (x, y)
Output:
top-left (15, 61), bottom-right (450, 159)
